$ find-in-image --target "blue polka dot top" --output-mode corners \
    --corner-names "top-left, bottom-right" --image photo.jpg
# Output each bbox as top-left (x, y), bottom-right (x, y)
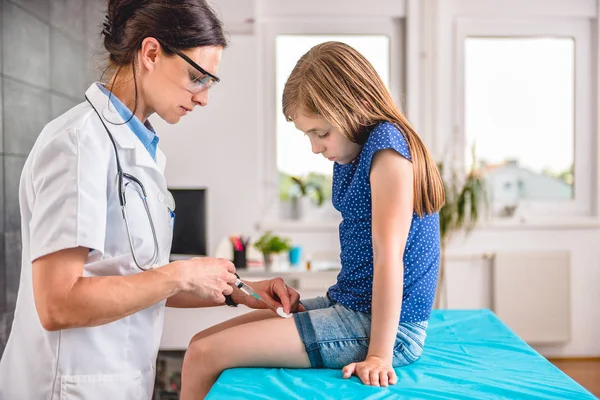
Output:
top-left (327, 122), bottom-right (441, 323)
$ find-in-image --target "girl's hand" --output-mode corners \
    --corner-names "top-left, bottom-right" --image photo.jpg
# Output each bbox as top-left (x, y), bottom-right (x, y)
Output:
top-left (342, 355), bottom-right (397, 387)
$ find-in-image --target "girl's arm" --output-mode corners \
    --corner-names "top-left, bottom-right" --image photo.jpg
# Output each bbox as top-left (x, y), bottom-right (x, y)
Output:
top-left (343, 148), bottom-right (414, 386)
top-left (369, 149), bottom-right (414, 360)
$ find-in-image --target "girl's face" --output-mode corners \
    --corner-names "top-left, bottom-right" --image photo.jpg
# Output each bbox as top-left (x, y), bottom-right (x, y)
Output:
top-left (143, 43), bottom-right (223, 124)
top-left (292, 112), bottom-right (362, 165)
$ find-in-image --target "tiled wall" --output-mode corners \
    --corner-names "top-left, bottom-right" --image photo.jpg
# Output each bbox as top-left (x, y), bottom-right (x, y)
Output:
top-left (0, 0), bottom-right (106, 356)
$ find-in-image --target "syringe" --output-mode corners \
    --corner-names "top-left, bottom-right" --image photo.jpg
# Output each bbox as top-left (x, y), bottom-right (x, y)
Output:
top-left (233, 278), bottom-right (269, 304)
top-left (233, 279), bottom-right (291, 318)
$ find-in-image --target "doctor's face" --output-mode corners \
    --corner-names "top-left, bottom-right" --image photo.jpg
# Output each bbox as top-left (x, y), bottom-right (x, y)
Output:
top-left (148, 45), bottom-right (223, 124)
top-left (292, 112), bottom-right (362, 165)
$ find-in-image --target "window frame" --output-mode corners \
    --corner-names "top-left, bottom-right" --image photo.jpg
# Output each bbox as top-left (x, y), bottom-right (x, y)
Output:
top-left (454, 18), bottom-right (595, 221)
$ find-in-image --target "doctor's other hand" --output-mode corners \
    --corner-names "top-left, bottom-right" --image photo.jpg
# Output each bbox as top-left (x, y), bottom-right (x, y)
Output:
top-left (175, 258), bottom-right (237, 303)
top-left (236, 278), bottom-right (306, 314)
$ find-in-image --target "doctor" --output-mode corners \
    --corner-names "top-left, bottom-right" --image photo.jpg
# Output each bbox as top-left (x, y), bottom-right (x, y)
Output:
top-left (0, 0), bottom-right (302, 399)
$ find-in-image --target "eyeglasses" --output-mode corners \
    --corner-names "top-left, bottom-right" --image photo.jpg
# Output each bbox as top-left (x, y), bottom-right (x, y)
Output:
top-left (160, 41), bottom-right (220, 93)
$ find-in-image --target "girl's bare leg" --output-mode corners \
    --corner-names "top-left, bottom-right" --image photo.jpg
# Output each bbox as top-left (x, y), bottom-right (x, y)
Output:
top-left (180, 316), bottom-right (310, 400)
top-left (191, 309), bottom-right (276, 341)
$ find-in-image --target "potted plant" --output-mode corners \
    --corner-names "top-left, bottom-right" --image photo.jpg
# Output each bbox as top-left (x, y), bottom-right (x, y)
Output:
top-left (436, 154), bottom-right (487, 309)
top-left (288, 176), bottom-right (324, 220)
top-left (253, 231), bottom-right (292, 270)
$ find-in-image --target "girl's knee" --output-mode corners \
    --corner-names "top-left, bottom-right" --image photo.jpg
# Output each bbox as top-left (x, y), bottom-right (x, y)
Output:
top-left (183, 338), bottom-right (220, 372)
top-left (190, 330), bottom-right (207, 343)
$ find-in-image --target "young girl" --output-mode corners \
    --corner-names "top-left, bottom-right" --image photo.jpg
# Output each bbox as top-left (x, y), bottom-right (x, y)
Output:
top-left (179, 41), bottom-right (445, 399)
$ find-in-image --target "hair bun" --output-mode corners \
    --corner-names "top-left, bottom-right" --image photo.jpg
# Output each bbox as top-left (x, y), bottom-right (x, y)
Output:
top-left (102, 0), bottom-right (227, 69)
top-left (106, 0), bottom-right (143, 44)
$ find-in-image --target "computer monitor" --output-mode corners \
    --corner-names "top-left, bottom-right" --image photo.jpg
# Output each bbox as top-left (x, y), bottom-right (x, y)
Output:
top-left (169, 188), bottom-right (207, 257)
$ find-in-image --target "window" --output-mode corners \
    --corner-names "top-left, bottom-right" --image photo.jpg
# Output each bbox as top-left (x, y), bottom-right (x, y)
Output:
top-left (275, 35), bottom-right (390, 216)
top-left (455, 20), bottom-right (593, 220)
top-left (465, 37), bottom-right (574, 217)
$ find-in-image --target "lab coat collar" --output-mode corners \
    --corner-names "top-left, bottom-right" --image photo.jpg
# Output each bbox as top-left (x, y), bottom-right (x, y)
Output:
top-left (84, 83), bottom-right (167, 174)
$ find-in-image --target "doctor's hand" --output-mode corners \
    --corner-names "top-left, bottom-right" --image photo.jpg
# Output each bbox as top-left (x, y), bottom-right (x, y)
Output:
top-left (236, 278), bottom-right (306, 314)
top-left (177, 258), bottom-right (237, 304)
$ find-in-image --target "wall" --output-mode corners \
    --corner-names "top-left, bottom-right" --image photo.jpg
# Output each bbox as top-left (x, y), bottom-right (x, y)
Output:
top-left (0, 0), bottom-right (106, 356)
top-left (150, 33), bottom-right (259, 256)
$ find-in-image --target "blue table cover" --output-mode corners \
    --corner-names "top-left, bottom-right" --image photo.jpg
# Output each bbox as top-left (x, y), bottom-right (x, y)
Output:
top-left (208, 309), bottom-right (596, 399)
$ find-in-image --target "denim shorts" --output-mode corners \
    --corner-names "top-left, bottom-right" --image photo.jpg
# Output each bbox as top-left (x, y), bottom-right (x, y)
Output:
top-left (293, 295), bottom-right (428, 369)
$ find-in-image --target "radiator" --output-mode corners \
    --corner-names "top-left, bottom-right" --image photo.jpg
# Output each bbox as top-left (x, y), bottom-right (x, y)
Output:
top-left (492, 251), bottom-right (571, 344)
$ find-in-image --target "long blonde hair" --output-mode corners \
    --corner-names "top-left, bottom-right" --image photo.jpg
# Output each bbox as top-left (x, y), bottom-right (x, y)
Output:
top-left (282, 41), bottom-right (445, 216)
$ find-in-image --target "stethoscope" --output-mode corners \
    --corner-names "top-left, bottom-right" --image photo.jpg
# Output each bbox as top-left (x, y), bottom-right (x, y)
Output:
top-left (85, 95), bottom-right (160, 271)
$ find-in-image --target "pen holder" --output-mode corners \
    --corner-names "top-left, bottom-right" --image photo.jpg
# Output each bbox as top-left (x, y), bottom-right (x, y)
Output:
top-left (232, 249), bottom-right (247, 270)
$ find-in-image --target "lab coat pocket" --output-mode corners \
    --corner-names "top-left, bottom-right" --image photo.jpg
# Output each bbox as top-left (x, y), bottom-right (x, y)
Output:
top-left (60, 371), bottom-right (143, 400)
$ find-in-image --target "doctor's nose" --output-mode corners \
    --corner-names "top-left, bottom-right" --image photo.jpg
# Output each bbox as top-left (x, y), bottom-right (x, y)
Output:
top-left (192, 90), bottom-right (209, 107)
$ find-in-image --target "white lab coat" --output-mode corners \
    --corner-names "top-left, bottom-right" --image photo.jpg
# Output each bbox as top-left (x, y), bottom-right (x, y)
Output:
top-left (0, 83), bottom-right (174, 400)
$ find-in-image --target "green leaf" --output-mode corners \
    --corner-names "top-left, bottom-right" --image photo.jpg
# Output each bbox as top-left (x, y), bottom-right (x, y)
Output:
top-left (253, 231), bottom-right (292, 254)
top-left (437, 159), bottom-right (487, 242)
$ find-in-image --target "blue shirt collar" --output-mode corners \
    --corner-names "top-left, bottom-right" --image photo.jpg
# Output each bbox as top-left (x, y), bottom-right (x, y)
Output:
top-left (96, 83), bottom-right (159, 160)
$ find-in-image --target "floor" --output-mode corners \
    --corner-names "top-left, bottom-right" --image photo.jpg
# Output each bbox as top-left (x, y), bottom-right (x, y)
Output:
top-left (550, 359), bottom-right (600, 398)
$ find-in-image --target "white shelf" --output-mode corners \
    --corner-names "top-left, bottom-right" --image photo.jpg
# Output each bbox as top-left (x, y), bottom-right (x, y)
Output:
top-left (478, 216), bottom-right (600, 230)
top-left (236, 268), bottom-right (339, 281)
top-left (257, 219), bottom-right (341, 232)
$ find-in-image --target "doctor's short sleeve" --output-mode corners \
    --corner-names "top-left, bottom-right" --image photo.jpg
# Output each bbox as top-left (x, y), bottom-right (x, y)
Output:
top-left (29, 128), bottom-right (108, 261)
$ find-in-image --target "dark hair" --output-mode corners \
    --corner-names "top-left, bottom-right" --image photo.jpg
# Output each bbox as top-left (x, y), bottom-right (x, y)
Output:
top-left (103, 0), bottom-right (228, 66)
top-left (101, 0), bottom-right (228, 119)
